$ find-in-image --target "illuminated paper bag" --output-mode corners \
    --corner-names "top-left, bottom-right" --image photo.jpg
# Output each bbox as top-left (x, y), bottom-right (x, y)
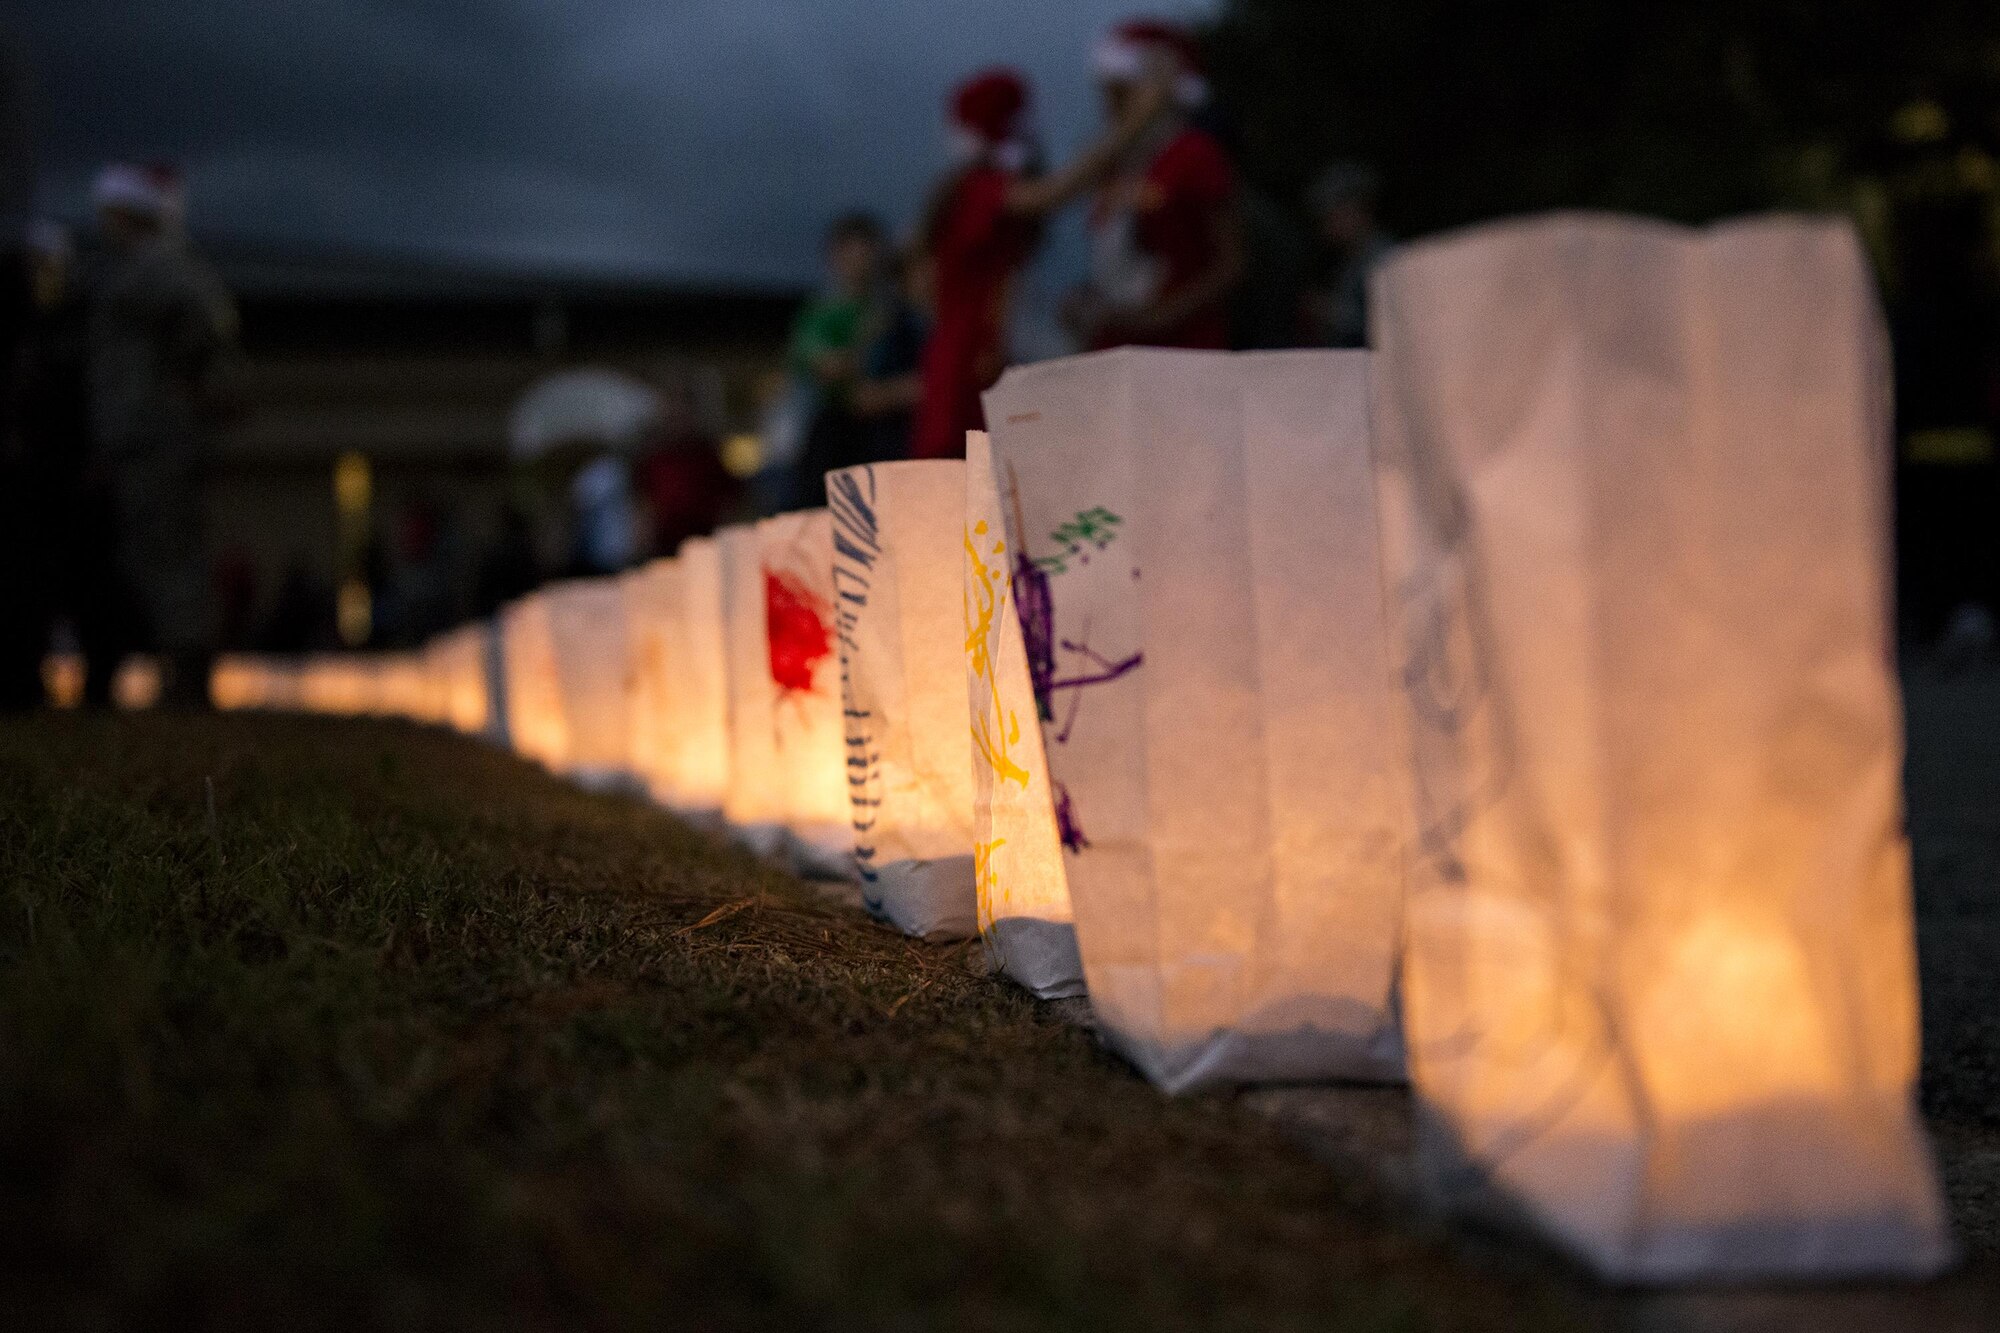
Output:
top-left (544, 578), bottom-right (634, 789)
top-left (983, 349), bottom-right (1409, 1090)
top-left (301, 654), bottom-right (372, 717)
top-left (377, 653), bottom-right (429, 722)
top-left (1369, 214), bottom-right (1951, 1280)
top-left (621, 559), bottom-right (679, 802)
top-left (827, 460), bottom-right (977, 939)
top-left (964, 432), bottom-right (1085, 998)
top-left (622, 542), bottom-right (731, 818)
top-left (428, 622), bottom-right (495, 738)
top-left (758, 508), bottom-right (853, 875)
top-left (661, 536), bottom-right (733, 818)
top-left (209, 655), bottom-right (270, 711)
top-left (719, 523), bottom-right (788, 855)
top-left (499, 592), bottom-right (569, 770)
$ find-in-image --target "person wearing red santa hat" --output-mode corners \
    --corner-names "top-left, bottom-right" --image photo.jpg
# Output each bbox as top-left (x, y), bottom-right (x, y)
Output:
top-left (1068, 18), bottom-right (1243, 352)
top-left (909, 63), bottom-right (1174, 460)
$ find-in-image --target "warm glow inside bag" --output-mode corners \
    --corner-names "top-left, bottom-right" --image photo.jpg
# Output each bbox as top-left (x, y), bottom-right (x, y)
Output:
top-left (1369, 213), bottom-right (1951, 1281)
top-left (662, 537), bottom-right (732, 817)
top-left (827, 460), bottom-right (977, 939)
top-left (499, 592), bottom-right (569, 771)
top-left (757, 508), bottom-right (852, 875)
top-left (720, 523), bottom-right (787, 854)
top-left (623, 544), bottom-right (731, 817)
top-left (983, 349), bottom-right (1410, 1091)
top-left (209, 655), bottom-right (272, 711)
top-left (621, 559), bottom-right (679, 803)
top-left (964, 432), bottom-right (1084, 998)
top-left (430, 622), bottom-right (494, 738)
top-left (544, 579), bottom-right (633, 789)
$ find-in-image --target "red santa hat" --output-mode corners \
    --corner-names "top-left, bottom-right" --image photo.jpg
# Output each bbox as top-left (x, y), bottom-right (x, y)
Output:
top-left (1093, 18), bottom-right (1208, 108)
top-left (951, 67), bottom-right (1029, 144)
top-left (948, 68), bottom-right (1034, 170)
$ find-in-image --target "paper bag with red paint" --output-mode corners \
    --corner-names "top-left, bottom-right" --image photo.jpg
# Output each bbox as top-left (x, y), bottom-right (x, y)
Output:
top-left (982, 349), bottom-right (1409, 1091)
top-left (757, 508), bottom-right (852, 876)
top-left (1370, 215), bottom-right (1950, 1280)
top-left (718, 524), bottom-right (787, 856)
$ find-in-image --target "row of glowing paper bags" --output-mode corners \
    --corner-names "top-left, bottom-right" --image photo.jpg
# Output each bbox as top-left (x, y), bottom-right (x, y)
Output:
top-left (210, 215), bottom-right (1956, 1285)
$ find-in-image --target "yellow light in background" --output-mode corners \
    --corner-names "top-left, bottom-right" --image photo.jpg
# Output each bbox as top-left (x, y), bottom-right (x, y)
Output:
top-left (337, 580), bottom-right (373, 648)
top-left (334, 451), bottom-right (373, 647)
top-left (334, 451), bottom-right (372, 513)
top-left (720, 432), bottom-right (763, 479)
top-left (41, 653), bottom-right (84, 709)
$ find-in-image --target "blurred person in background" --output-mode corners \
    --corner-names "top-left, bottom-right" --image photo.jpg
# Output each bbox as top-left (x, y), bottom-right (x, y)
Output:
top-left (12, 221), bottom-right (138, 704)
top-left (846, 244), bottom-right (931, 463)
top-left (86, 162), bottom-right (239, 708)
top-left (255, 554), bottom-right (336, 653)
top-left (911, 62), bottom-right (1174, 459)
top-left (781, 211), bottom-right (889, 506)
top-left (0, 227), bottom-right (39, 707)
top-left (637, 374), bottom-right (737, 557)
top-left (1306, 161), bottom-right (1395, 349)
top-left (1230, 190), bottom-right (1315, 351)
top-left (1066, 20), bottom-right (1243, 353)
top-left (373, 494), bottom-right (459, 647)
top-left (475, 502), bottom-right (541, 617)
top-left (567, 452), bottom-right (639, 576)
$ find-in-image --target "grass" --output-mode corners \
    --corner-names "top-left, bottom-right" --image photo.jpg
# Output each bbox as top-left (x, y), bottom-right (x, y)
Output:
top-left (0, 712), bottom-right (1594, 1332)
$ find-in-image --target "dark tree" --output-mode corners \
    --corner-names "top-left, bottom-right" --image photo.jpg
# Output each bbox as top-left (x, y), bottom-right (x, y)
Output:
top-left (1203, 0), bottom-right (2000, 236)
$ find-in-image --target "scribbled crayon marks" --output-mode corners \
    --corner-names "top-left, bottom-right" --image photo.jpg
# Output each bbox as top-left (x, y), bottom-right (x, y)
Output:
top-left (1011, 551), bottom-right (1058, 718)
top-left (1000, 481), bottom-right (1141, 858)
top-left (1010, 513), bottom-right (1140, 736)
top-left (830, 467), bottom-right (883, 870)
top-left (965, 520), bottom-right (1031, 789)
top-left (1032, 507), bottom-right (1124, 575)
top-left (1053, 781), bottom-right (1089, 852)
top-left (765, 569), bottom-right (832, 693)
top-left (1047, 629), bottom-right (1143, 744)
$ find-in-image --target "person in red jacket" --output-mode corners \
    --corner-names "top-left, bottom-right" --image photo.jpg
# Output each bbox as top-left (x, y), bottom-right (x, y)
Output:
top-left (1068, 19), bottom-right (1244, 352)
top-left (910, 65), bottom-right (1173, 460)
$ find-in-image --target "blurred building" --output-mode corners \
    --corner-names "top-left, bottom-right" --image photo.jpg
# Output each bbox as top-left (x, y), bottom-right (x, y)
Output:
top-left (209, 238), bottom-right (796, 647)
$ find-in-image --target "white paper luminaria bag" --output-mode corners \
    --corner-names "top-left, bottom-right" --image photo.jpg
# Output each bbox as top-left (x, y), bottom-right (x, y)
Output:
top-left (624, 542), bottom-right (731, 819)
top-left (543, 578), bottom-right (634, 790)
top-left (1369, 213), bottom-right (1951, 1281)
top-left (758, 508), bottom-right (853, 876)
top-left (719, 523), bottom-right (788, 855)
top-left (964, 432), bottom-right (1085, 998)
top-left (621, 558), bottom-right (680, 804)
top-left (427, 622), bottom-right (495, 738)
top-left (499, 592), bottom-right (569, 771)
top-left (660, 537), bottom-right (732, 818)
top-left (827, 460), bottom-right (978, 939)
top-left (982, 350), bottom-right (1409, 1091)
top-left (210, 655), bottom-right (279, 712)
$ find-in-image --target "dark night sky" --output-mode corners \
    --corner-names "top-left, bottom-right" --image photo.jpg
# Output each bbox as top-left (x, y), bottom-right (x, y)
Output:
top-left (8, 0), bottom-right (1216, 287)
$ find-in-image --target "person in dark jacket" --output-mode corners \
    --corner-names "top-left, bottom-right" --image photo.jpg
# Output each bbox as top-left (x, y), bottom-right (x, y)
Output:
top-left (86, 163), bottom-right (238, 708)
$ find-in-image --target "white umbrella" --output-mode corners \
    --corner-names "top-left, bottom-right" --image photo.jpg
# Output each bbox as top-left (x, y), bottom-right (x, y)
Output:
top-left (507, 367), bottom-right (661, 460)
